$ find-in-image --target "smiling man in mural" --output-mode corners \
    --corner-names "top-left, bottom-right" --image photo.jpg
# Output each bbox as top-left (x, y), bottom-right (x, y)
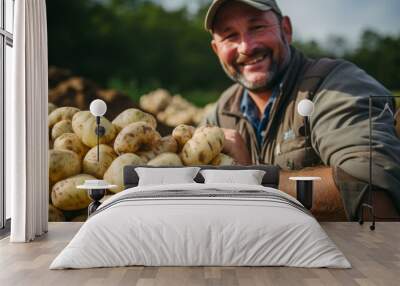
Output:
top-left (204, 0), bottom-right (400, 220)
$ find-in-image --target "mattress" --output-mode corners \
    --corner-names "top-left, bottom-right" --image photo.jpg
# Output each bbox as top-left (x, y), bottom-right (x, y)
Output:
top-left (50, 183), bottom-right (351, 269)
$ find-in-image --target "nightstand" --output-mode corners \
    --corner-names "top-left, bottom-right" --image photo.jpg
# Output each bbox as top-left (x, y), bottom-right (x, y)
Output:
top-left (289, 177), bottom-right (321, 210)
top-left (77, 183), bottom-right (117, 216)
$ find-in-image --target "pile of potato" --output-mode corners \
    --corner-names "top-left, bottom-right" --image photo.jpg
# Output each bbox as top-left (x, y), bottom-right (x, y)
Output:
top-left (48, 104), bottom-right (234, 222)
top-left (139, 89), bottom-right (216, 127)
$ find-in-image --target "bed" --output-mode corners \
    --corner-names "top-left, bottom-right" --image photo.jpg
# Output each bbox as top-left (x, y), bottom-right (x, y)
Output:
top-left (50, 165), bottom-right (351, 269)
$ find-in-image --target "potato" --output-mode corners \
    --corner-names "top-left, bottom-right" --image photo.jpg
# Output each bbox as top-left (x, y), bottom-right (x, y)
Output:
top-left (192, 109), bottom-right (205, 126)
top-left (149, 94), bottom-right (199, 126)
top-left (158, 136), bottom-right (178, 153)
top-left (48, 103), bottom-right (57, 115)
top-left (139, 92), bottom-right (209, 127)
top-left (83, 144), bottom-right (117, 178)
top-left (51, 174), bottom-right (95, 211)
top-left (139, 89), bottom-right (172, 114)
top-left (159, 95), bottom-right (192, 110)
top-left (193, 103), bottom-right (216, 125)
top-left (54, 133), bottom-right (89, 160)
top-left (81, 116), bottom-right (117, 148)
top-left (51, 119), bottom-right (73, 140)
top-left (49, 149), bottom-right (81, 184)
top-left (49, 106), bottom-right (80, 128)
top-left (137, 135), bottom-right (178, 162)
top-left (147, 153), bottom-right (183, 166)
top-left (172, 124), bottom-right (195, 148)
top-left (170, 95), bottom-right (193, 109)
top-left (72, 111), bottom-right (92, 138)
top-left (181, 126), bottom-right (225, 165)
top-left (114, 122), bottom-right (161, 155)
top-left (211, 153), bottom-right (235, 166)
top-left (104, 153), bottom-right (145, 193)
top-left (49, 204), bottom-right (65, 222)
top-left (112, 108), bottom-right (157, 132)
top-left (157, 109), bottom-right (195, 127)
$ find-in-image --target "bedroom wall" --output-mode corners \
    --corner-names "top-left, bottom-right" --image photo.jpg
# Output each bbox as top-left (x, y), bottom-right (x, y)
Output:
top-left (46, 0), bottom-right (400, 222)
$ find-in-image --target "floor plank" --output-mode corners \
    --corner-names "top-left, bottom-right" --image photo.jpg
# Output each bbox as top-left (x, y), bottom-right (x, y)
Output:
top-left (0, 222), bottom-right (399, 286)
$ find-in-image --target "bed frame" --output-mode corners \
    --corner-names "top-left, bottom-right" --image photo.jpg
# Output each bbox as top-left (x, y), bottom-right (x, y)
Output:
top-left (123, 165), bottom-right (280, 189)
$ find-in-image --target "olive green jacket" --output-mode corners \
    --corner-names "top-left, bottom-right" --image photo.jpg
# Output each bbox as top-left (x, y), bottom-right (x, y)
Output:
top-left (205, 47), bottom-right (400, 220)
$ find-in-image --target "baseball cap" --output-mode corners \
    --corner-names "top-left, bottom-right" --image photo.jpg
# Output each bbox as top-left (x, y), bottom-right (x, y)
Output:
top-left (205, 0), bottom-right (283, 32)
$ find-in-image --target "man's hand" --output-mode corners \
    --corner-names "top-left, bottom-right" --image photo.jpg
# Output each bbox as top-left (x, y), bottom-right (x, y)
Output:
top-left (221, 128), bottom-right (252, 165)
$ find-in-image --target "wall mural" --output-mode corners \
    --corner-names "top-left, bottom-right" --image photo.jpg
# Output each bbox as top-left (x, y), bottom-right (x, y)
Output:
top-left (47, 1), bottom-right (400, 222)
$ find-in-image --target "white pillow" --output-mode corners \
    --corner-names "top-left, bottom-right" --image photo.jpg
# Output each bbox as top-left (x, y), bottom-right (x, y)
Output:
top-left (136, 167), bottom-right (200, 186)
top-left (200, 169), bottom-right (266, 185)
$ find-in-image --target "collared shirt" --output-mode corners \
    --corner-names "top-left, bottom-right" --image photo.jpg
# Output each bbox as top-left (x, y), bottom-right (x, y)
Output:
top-left (240, 87), bottom-right (279, 147)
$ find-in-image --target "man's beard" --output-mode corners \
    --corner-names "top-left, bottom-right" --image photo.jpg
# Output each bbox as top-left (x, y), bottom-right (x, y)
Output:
top-left (221, 43), bottom-right (291, 92)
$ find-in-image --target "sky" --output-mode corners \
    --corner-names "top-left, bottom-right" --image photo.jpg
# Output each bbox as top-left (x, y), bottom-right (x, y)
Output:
top-left (154, 0), bottom-right (400, 47)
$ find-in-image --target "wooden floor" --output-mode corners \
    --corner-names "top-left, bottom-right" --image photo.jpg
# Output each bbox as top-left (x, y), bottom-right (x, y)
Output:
top-left (0, 222), bottom-right (399, 286)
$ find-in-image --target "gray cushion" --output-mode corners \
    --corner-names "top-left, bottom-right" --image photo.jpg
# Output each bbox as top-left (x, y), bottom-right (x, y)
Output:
top-left (124, 165), bottom-right (280, 189)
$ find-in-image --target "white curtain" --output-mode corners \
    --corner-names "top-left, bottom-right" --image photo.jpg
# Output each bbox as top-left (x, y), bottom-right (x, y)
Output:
top-left (8, 0), bottom-right (49, 242)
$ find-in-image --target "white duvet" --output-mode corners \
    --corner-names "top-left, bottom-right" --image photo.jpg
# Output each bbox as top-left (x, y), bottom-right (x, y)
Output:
top-left (50, 183), bottom-right (351, 269)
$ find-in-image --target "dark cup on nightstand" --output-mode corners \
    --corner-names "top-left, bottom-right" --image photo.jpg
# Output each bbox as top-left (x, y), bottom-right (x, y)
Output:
top-left (87, 188), bottom-right (107, 216)
top-left (296, 180), bottom-right (313, 210)
top-left (77, 180), bottom-right (117, 216)
top-left (289, 177), bottom-right (321, 210)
